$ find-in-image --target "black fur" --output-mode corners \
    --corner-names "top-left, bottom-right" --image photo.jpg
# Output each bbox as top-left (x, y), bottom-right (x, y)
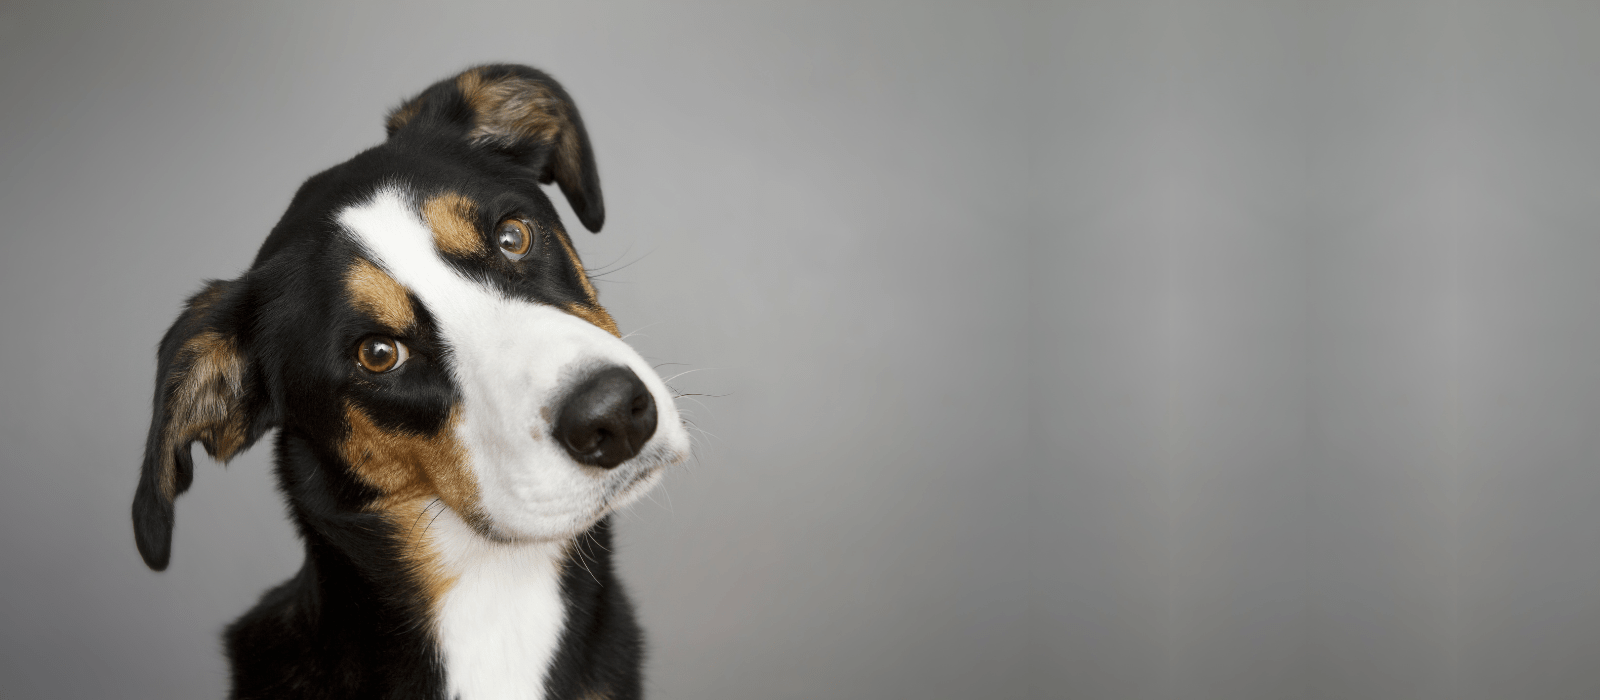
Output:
top-left (134, 65), bottom-right (646, 699)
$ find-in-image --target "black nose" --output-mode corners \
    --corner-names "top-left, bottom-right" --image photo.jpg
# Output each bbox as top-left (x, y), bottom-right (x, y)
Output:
top-left (555, 366), bottom-right (657, 469)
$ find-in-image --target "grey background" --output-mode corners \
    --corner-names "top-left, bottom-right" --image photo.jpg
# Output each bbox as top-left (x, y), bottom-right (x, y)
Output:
top-left (1, 1), bottom-right (1598, 699)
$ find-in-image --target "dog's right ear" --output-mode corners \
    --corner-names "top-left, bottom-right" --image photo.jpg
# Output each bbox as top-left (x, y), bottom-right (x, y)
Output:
top-left (383, 64), bottom-right (606, 233)
top-left (133, 279), bottom-right (274, 571)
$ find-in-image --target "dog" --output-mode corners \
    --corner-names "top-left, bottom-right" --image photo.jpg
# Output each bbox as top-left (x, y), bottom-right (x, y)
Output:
top-left (132, 64), bottom-right (690, 700)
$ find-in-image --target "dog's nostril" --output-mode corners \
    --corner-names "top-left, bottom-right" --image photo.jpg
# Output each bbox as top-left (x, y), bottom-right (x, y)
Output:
top-left (555, 366), bottom-right (657, 469)
top-left (568, 428), bottom-right (604, 453)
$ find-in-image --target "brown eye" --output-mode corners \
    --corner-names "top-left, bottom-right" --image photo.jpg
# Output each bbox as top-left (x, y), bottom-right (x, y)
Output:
top-left (356, 336), bottom-right (409, 373)
top-left (496, 218), bottom-right (533, 260)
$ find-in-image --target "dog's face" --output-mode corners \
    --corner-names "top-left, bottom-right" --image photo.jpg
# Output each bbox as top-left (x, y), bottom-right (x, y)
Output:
top-left (132, 65), bottom-right (688, 571)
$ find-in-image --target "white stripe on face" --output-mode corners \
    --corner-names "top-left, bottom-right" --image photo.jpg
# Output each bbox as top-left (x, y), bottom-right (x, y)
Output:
top-left (337, 187), bottom-right (688, 541)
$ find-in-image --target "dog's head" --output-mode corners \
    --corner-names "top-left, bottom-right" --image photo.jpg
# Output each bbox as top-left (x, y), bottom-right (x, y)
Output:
top-left (133, 64), bottom-right (688, 571)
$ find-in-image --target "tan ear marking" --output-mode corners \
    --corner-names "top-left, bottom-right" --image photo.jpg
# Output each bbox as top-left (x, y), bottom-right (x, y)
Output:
top-left (422, 193), bottom-right (484, 256)
top-left (386, 99), bottom-right (424, 134)
top-left (455, 68), bottom-right (583, 180)
top-left (184, 281), bottom-right (230, 316)
top-left (160, 330), bottom-right (249, 500)
top-left (346, 258), bottom-right (416, 332)
top-left (457, 68), bottom-right (565, 144)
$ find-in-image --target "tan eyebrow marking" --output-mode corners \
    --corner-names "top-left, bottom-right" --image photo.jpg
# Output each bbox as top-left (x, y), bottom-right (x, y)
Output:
top-left (423, 192), bottom-right (484, 256)
top-left (346, 258), bottom-right (416, 332)
top-left (419, 189), bottom-right (617, 336)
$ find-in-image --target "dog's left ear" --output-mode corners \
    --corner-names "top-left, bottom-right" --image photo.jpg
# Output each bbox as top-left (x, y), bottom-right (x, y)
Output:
top-left (385, 64), bottom-right (606, 233)
top-left (133, 279), bottom-right (274, 571)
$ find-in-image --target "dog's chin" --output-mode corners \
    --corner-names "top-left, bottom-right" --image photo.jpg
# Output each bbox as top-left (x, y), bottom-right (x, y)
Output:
top-left (469, 460), bottom-right (674, 545)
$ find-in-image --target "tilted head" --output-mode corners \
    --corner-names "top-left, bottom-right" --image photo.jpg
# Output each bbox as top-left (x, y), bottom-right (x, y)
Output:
top-left (132, 64), bottom-right (689, 572)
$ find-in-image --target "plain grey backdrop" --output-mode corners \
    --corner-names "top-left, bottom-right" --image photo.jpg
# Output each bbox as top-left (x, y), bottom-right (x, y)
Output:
top-left (2, 1), bottom-right (1599, 699)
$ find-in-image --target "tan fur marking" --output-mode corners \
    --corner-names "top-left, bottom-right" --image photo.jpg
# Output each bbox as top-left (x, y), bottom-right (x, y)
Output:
top-left (457, 68), bottom-right (567, 145)
top-left (184, 282), bottom-right (229, 316)
top-left (346, 258), bottom-right (416, 332)
top-left (422, 192), bottom-right (484, 256)
top-left (340, 403), bottom-right (479, 608)
top-left (381, 496), bottom-right (459, 610)
top-left (386, 99), bottom-right (423, 133)
top-left (566, 302), bottom-right (620, 337)
top-left (160, 331), bottom-right (249, 500)
top-left (550, 227), bottom-right (599, 300)
top-left (544, 226), bottom-right (619, 336)
top-left (456, 68), bottom-right (584, 189)
top-left (340, 403), bottom-right (478, 520)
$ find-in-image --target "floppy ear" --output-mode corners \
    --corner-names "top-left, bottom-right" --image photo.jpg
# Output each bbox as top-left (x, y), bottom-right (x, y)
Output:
top-left (133, 280), bottom-right (273, 570)
top-left (385, 63), bottom-right (606, 233)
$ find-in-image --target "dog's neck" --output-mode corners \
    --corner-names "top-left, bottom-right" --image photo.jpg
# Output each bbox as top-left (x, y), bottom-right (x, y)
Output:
top-left (228, 432), bottom-right (639, 699)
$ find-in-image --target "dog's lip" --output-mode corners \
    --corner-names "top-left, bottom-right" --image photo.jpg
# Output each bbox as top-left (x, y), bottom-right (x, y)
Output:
top-left (601, 457), bottom-right (672, 504)
top-left (619, 464), bottom-right (657, 490)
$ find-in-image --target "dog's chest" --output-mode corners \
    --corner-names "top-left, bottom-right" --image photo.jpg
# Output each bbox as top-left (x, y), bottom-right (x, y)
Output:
top-left (433, 520), bottom-right (568, 700)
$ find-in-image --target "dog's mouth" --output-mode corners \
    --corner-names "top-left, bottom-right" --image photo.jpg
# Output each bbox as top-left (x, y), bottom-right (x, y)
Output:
top-left (461, 444), bottom-right (684, 545)
top-left (609, 463), bottom-right (662, 501)
top-left (602, 443), bottom-right (687, 505)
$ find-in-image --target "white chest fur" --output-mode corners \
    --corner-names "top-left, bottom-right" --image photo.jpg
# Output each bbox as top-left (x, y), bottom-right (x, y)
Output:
top-left (431, 512), bottom-right (568, 700)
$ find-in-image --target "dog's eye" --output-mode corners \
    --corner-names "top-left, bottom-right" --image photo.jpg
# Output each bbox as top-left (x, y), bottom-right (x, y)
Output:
top-left (356, 336), bottom-right (409, 373)
top-left (496, 218), bottom-right (533, 261)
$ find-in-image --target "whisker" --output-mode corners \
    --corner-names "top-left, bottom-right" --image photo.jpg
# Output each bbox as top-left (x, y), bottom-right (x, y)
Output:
top-left (407, 497), bottom-right (443, 539)
top-left (660, 367), bottom-right (716, 384)
top-left (583, 243), bottom-right (637, 276)
top-left (585, 528), bottom-right (612, 554)
top-left (684, 423), bottom-right (721, 443)
top-left (586, 248), bottom-right (655, 279)
top-left (676, 395), bottom-right (721, 422)
top-left (572, 532), bottom-right (602, 585)
top-left (425, 501), bottom-right (448, 534)
top-left (619, 320), bottom-right (669, 341)
top-left (652, 480), bottom-right (675, 515)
